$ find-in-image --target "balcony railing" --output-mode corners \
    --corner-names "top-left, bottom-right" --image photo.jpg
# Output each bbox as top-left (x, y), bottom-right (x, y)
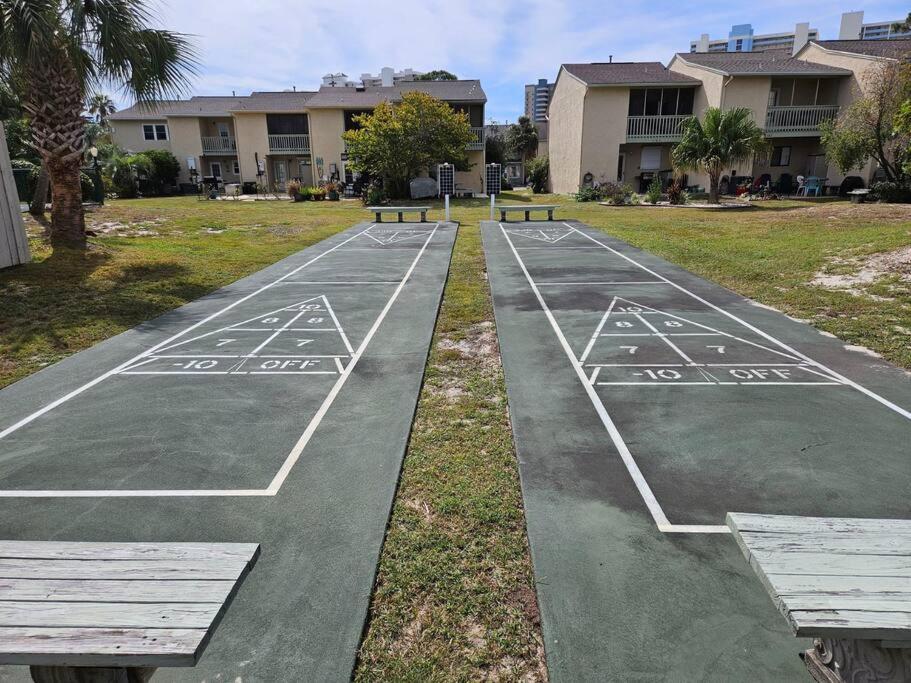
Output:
top-left (268, 133), bottom-right (311, 153)
top-left (765, 105), bottom-right (839, 136)
top-left (626, 115), bottom-right (690, 142)
top-left (467, 126), bottom-right (485, 151)
top-left (201, 136), bottom-right (236, 153)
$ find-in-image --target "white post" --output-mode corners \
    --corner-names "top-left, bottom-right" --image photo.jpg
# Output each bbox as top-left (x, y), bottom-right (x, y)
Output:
top-left (444, 194), bottom-right (450, 222)
top-left (489, 193), bottom-right (495, 221)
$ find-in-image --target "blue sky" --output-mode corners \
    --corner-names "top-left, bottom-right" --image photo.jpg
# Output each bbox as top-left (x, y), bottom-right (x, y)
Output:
top-left (143, 1), bottom-right (908, 123)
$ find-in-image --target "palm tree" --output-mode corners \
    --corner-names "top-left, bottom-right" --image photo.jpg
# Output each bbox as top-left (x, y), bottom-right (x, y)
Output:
top-left (0, 1), bottom-right (197, 245)
top-left (87, 93), bottom-right (116, 126)
top-left (672, 107), bottom-right (769, 204)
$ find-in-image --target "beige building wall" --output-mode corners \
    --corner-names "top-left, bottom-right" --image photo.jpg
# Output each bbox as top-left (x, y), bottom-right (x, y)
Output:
top-left (232, 113), bottom-right (269, 184)
top-left (578, 87), bottom-right (629, 190)
top-left (110, 120), bottom-right (172, 154)
top-left (456, 150), bottom-right (485, 194)
top-left (547, 73), bottom-right (587, 193)
top-left (309, 109), bottom-right (345, 182)
top-left (166, 118), bottom-right (203, 184)
top-left (668, 60), bottom-right (723, 111)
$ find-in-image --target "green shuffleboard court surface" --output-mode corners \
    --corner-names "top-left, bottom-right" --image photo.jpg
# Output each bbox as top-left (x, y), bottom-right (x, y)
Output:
top-left (482, 219), bottom-right (911, 681)
top-left (0, 221), bottom-right (457, 680)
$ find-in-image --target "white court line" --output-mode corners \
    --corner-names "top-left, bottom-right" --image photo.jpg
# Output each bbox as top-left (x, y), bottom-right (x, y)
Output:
top-left (535, 281), bottom-right (666, 285)
top-left (0, 223), bottom-right (440, 498)
top-left (562, 224), bottom-right (908, 412)
top-left (579, 300), bottom-right (614, 363)
top-left (277, 281), bottom-right (401, 285)
top-left (499, 224), bottom-right (686, 533)
top-left (596, 381), bottom-right (844, 387)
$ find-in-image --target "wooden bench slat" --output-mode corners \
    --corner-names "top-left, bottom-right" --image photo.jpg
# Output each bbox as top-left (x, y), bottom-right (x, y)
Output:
top-left (0, 578), bottom-right (234, 604)
top-left (728, 513), bottom-right (911, 535)
top-left (772, 575), bottom-right (911, 595)
top-left (0, 601), bottom-right (221, 629)
top-left (737, 530), bottom-right (911, 556)
top-left (0, 627), bottom-right (205, 667)
top-left (0, 558), bottom-right (251, 580)
top-left (781, 593), bottom-right (911, 612)
top-left (498, 205), bottom-right (559, 210)
top-left (751, 551), bottom-right (911, 578)
top-left (786, 609), bottom-right (911, 640)
top-left (0, 541), bottom-right (260, 562)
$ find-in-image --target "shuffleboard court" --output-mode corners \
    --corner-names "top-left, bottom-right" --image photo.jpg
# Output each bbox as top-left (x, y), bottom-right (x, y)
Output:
top-left (0, 221), bottom-right (456, 680)
top-left (483, 220), bottom-right (911, 680)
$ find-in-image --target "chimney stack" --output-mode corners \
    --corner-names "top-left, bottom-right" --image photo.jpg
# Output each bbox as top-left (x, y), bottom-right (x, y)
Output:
top-left (381, 67), bottom-right (394, 87)
top-left (792, 22), bottom-right (810, 55)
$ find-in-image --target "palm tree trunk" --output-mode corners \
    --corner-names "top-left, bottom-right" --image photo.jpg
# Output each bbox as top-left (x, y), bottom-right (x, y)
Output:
top-left (29, 164), bottom-right (50, 216)
top-left (709, 174), bottom-right (720, 204)
top-left (46, 156), bottom-right (85, 245)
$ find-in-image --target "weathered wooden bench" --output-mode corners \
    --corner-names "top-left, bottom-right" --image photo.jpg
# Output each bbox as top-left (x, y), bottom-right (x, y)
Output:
top-left (498, 204), bottom-right (559, 222)
top-left (367, 206), bottom-right (430, 223)
top-left (0, 540), bottom-right (260, 682)
top-left (727, 513), bottom-right (911, 683)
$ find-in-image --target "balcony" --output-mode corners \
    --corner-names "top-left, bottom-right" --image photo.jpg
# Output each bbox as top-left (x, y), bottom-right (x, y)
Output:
top-left (626, 115), bottom-right (690, 143)
top-left (765, 105), bottom-right (839, 137)
top-left (201, 136), bottom-right (236, 154)
top-left (467, 126), bottom-right (485, 151)
top-left (268, 134), bottom-right (311, 154)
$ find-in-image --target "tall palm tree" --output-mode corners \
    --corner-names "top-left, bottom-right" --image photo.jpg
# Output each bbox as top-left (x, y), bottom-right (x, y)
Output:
top-left (0, 1), bottom-right (197, 245)
top-left (672, 107), bottom-right (769, 204)
top-left (87, 92), bottom-right (116, 126)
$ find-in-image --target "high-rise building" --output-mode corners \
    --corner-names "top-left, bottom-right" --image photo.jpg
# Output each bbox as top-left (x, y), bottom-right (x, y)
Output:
top-left (839, 11), bottom-right (910, 40)
top-left (524, 79), bottom-right (554, 122)
top-left (321, 67), bottom-right (424, 88)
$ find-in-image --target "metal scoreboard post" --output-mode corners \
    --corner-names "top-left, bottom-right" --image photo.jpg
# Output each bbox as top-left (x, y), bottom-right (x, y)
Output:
top-left (486, 163), bottom-right (502, 196)
top-left (438, 163), bottom-right (455, 197)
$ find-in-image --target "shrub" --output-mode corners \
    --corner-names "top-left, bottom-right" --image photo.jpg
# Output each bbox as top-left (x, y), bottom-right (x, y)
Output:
top-left (600, 181), bottom-right (638, 206)
top-left (573, 184), bottom-right (604, 202)
top-left (298, 185), bottom-right (313, 201)
top-left (310, 186), bottom-right (326, 200)
top-left (139, 149), bottom-right (180, 194)
top-left (645, 177), bottom-right (662, 204)
top-left (526, 155), bottom-right (549, 194)
top-left (287, 179), bottom-right (301, 199)
top-left (365, 183), bottom-right (387, 206)
top-left (870, 181), bottom-right (911, 203)
top-left (501, 177), bottom-right (513, 191)
top-left (666, 179), bottom-right (688, 205)
top-left (10, 159), bottom-right (39, 200)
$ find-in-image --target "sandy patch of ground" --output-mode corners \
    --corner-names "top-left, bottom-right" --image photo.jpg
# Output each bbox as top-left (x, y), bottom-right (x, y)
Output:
top-left (811, 245), bottom-right (911, 297)
top-left (436, 321), bottom-right (500, 371)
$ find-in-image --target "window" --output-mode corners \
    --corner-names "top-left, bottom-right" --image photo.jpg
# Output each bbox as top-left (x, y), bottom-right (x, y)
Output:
top-left (677, 88), bottom-right (694, 115)
top-left (628, 90), bottom-right (645, 116)
top-left (644, 89), bottom-right (662, 116)
top-left (267, 114), bottom-right (308, 135)
top-left (735, 39), bottom-right (743, 51)
top-left (660, 89), bottom-right (679, 116)
top-left (142, 123), bottom-right (168, 141)
top-left (232, 160), bottom-right (240, 175)
top-left (768, 90), bottom-right (780, 107)
top-left (210, 162), bottom-right (222, 178)
top-left (640, 147), bottom-right (661, 171)
top-left (629, 88), bottom-right (694, 116)
top-left (617, 153), bottom-right (625, 182)
top-left (771, 146), bottom-right (791, 167)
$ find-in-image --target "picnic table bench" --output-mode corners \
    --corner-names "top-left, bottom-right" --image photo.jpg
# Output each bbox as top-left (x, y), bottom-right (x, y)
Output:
top-left (367, 206), bottom-right (430, 223)
top-left (848, 189), bottom-right (871, 204)
top-left (498, 204), bottom-right (559, 222)
top-left (727, 513), bottom-right (911, 682)
top-left (0, 540), bottom-right (260, 682)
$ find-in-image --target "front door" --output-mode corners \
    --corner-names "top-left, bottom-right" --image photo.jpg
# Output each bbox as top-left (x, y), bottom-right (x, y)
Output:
top-left (273, 161), bottom-right (287, 189)
top-left (210, 161), bottom-right (222, 179)
top-left (298, 160), bottom-right (313, 187)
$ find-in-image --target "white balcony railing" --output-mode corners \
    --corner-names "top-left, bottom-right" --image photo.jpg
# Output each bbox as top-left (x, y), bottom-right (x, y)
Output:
top-left (201, 136), bottom-right (236, 153)
top-left (626, 115), bottom-right (690, 142)
top-left (268, 134), bottom-right (311, 153)
top-left (765, 105), bottom-right (839, 136)
top-left (467, 126), bottom-right (485, 151)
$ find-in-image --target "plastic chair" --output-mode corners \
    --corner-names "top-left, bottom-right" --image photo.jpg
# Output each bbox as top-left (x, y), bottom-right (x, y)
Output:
top-left (799, 176), bottom-right (821, 197)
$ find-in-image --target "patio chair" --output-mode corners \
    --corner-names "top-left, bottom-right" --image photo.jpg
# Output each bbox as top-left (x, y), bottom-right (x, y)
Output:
top-left (799, 176), bottom-right (821, 197)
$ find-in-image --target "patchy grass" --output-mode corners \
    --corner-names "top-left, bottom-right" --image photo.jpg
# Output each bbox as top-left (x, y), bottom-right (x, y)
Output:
top-left (2, 193), bottom-right (910, 681)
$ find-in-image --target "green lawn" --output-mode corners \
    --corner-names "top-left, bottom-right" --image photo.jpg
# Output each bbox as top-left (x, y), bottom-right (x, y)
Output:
top-left (1, 193), bottom-right (909, 680)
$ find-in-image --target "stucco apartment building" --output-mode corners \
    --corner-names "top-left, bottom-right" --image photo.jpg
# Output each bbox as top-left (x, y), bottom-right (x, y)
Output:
top-left (109, 80), bottom-right (487, 194)
top-left (548, 39), bottom-right (910, 194)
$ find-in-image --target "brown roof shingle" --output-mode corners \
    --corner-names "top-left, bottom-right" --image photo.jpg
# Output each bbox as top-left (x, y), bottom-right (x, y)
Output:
top-left (808, 39), bottom-right (911, 60)
top-left (228, 91), bottom-right (316, 112)
top-left (109, 96), bottom-right (245, 119)
top-left (563, 62), bottom-right (699, 85)
top-left (304, 80), bottom-right (486, 108)
top-left (675, 50), bottom-right (851, 75)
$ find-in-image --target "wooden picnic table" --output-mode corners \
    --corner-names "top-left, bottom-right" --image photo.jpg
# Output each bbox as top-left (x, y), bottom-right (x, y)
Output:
top-left (727, 513), bottom-right (911, 682)
top-left (0, 541), bottom-right (260, 682)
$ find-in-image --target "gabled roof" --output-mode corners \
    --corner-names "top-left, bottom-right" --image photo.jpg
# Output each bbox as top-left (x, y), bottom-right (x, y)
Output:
top-left (304, 80), bottom-right (486, 108)
top-left (672, 50), bottom-right (851, 76)
top-left (802, 39), bottom-right (911, 60)
top-left (562, 62), bottom-right (699, 86)
top-left (229, 91), bottom-right (316, 113)
top-left (109, 96), bottom-right (245, 119)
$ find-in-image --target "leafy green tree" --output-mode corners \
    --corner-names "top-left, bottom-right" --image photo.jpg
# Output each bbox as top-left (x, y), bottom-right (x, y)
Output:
top-left (526, 155), bottom-right (549, 194)
top-left (0, 0), bottom-right (197, 245)
top-left (485, 126), bottom-right (507, 165)
top-left (820, 61), bottom-right (911, 183)
top-left (672, 107), bottom-right (769, 203)
top-left (87, 93), bottom-right (116, 126)
top-left (343, 91), bottom-right (473, 198)
top-left (506, 116), bottom-right (538, 161)
top-left (414, 70), bottom-right (457, 81)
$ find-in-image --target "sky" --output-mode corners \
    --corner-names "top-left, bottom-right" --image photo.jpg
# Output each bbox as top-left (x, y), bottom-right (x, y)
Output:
top-left (134, 1), bottom-right (909, 123)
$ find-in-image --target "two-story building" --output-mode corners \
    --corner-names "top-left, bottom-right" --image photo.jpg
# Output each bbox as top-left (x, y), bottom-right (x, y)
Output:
top-left (547, 39), bottom-right (909, 194)
top-left (109, 80), bottom-right (487, 195)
